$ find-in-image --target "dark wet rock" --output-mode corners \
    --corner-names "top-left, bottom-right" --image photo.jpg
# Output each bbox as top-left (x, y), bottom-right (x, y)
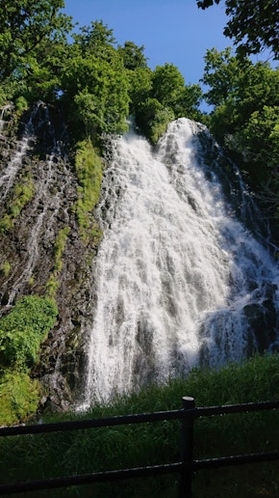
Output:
top-left (0, 103), bottom-right (98, 410)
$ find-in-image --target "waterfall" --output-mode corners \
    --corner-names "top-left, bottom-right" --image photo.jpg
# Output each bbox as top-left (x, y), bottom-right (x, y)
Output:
top-left (82, 118), bottom-right (279, 406)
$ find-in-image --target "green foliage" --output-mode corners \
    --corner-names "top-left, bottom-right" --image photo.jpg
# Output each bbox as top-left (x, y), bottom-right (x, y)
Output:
top-left (0, 294), bottom-right (56, 433)
top-left (233, 105), bottom-right (279, 170)
top-left (74, 139), bottom-right (103, 243)
top-left (0, 370), bottom-right (41, 426)
top-left (136, 98), bottom-right (175, 145)
top-left (150, 63), bottom-right (202, 120)
top-left (202, 47), bottom-right (241, 107)
top-left (0, 7), bottom-right (204, 142)
top-left (133, 63), bottom-right (203, 143)
top-left (0, 215), bottom-right (13, 233)
top-left (15, 96), bottom-right (28, 114)
top-left (118, 41), bottom-right (148, 71)
top-left (0, 295), bottom-right (58, 369)
top-left (202, 48), bottom-right (279, 214)
top-left (72, 20), bottom-right (116, 51)
top-left (21, 38), bottom-right (70, 103)
top-left (151, 63), bottom-right (185, 111)
top-left (0, 0), bottom-right (72, 81)
top-left (197, 0), bottom-right (279, 59)
top-left (126, 66), bottom-right (153, 115)
top-left (61, 21), bottom-right (129, 139)
top-left (11, 178), bottom-right (35, 217)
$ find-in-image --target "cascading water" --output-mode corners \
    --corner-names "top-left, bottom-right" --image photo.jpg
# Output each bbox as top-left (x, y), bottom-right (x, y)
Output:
top-left (82, 118), bottom-right (279, 407)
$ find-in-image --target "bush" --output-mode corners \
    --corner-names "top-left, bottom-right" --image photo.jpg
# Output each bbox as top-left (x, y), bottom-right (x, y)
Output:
top-left (0, 370), bottom-right (41, 426)
top-left (0, 295), bottom-right (58, 369)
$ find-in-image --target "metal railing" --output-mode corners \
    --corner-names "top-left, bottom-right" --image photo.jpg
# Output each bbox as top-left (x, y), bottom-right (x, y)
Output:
top-left (1, 397), bottom-right (279, 497)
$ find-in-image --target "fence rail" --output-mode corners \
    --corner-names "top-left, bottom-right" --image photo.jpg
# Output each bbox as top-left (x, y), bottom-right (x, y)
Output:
top-left (1, 397), bottom-right (279, 497)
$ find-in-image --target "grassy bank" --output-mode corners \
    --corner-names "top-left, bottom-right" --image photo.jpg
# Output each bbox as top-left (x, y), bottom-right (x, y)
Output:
top-left (1, 353), bottom-right (279, 497)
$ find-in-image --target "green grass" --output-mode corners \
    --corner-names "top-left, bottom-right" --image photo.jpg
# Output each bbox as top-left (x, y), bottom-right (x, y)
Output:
top-left (1, 353), bottom-right (279, 497)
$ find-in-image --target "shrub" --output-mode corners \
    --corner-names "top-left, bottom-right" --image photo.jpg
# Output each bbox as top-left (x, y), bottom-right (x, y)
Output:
top-left (0, 370), bottom-right (41, 426)
top-left (0, 295), bottom-right (58, 369)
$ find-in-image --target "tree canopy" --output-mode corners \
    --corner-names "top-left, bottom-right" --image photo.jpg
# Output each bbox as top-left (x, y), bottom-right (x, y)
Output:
top-left (197, 0), bottom-right (279, 59)
top-left (0, 0), bottom-right (72, 80)
top-left (202, 47), bottom-right (279, 220)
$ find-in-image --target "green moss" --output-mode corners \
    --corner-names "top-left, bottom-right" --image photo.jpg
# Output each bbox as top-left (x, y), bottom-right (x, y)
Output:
top-left (0, 214), bottom-right (13, 233)
top-left (54, 226), bottom-right (70, 272)
top-left (0, 174), bottom-right (35, 233)
top-left (0, 261), bottom-right (11, 277)
top-left (45, 226), bottom-right (70, 299)
top-left (46, 274), bottom-right (60, 300)
top-left (74, 138), bottom-right (103, 243)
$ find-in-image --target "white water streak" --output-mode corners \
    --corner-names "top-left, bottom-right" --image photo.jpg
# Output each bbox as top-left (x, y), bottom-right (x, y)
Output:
top-left (0, 105), bottom-right (38, 201)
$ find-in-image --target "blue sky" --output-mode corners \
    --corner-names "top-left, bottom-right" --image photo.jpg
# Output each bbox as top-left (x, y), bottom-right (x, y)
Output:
top-left (63, 0), bottom-right (229, 86)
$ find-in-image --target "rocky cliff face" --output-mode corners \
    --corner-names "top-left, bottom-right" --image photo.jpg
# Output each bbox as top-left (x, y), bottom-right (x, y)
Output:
top-left (0, 103), bottom-right (98, 410)
top-left (2, 106), bottom-right (279, 414)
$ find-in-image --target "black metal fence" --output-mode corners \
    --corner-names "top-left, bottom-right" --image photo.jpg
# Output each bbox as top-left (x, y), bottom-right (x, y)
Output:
top-left (1, 397), bottom-right (279, 497)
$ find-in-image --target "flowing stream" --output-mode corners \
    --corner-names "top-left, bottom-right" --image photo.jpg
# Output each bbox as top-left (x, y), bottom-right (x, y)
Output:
top-left (81, 120), bottom-right (279, 405)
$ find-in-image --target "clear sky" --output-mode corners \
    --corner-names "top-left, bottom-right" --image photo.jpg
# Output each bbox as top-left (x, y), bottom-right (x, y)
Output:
top-left (63, 0), bottom-right (230, 86)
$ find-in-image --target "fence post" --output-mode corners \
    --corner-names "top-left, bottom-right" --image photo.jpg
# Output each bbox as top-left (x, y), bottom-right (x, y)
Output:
top-left (179, 396), bottom-right (195, 498)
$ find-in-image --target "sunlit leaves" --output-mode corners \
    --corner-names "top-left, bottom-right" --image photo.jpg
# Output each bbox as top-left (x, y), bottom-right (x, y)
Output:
top-left (197, 0), bottom-right (279, 59)
top-left (0, 0), bottom-right (72, 80)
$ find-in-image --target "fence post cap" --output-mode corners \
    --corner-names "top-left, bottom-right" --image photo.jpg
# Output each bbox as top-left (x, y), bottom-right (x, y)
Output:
top-left (182, 396), bottom-right (195, 402)
top-left (182, 396), bottom-right (195, 409)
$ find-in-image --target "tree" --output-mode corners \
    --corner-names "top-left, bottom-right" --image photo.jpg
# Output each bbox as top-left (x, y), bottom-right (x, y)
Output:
top-left (197, 0), bottom-right (279, 59)
top-left (118, 41), bottom-right (148, 70)
top-left (126, 67), bottom-right (153, 115)
top-left (202, 48), bottom-right (279, 129)
top-left (202, 48), bottom-right (244, 106)
top-left (202, 48), bottom-right (279, 220)
top-left (0, 0), bottom-right (72, 80)
top-left (18, 35), bottom-right (70, 103)
top-left (132, 63), bottom-right (203, 142)
top-left (61, 22), bottom-right (129, 139)
top-left (151, 63), bottom-right (202, 120)
top-left (72, 20), bottom-right (116, 55)
top-left (151, 63), bottom-right (185, 111)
